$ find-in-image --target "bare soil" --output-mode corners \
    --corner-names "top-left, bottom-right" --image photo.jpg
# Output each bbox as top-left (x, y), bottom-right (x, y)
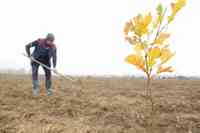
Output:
top-left (0, 74), bottom-right (200, 133)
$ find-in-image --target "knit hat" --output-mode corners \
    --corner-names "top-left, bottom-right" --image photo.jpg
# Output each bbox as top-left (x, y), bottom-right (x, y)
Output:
top-left (46, 33), bottom-right (55, 41)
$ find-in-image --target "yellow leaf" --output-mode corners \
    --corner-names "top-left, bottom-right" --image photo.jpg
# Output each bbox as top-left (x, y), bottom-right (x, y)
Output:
top-left (134, 15), bottom-right (144, 36)
top-left (125, 36), bottom-right (138, 45)
top-left (144, 13), bottom-right (152, 27)
top-left (168, 0), bottom-right (186, 22)
top-left (134, 43), bottom-right (146, 54)
top-left (148, 47), bottom-right (160, 69)
top-left (124, 21), bottom-right (134, 36)
top-left (160, 48), bottom-right (174, 64)
top-left (149, 47), bottom-right (161, 59)
top-left (158, 66), bottom-right (174, 74)
top-left (168, 15), bottom-right (174, 23)
top-left (133, 13), bottom-right (152, 36)
top-left (155, 33), bottom-right (170, 45)
top-left (125, 54), bottom-right (146, 72)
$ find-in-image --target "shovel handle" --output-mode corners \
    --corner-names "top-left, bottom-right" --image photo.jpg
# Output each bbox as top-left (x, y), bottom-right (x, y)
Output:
top-left (22, 53), bottom-right (77, 82)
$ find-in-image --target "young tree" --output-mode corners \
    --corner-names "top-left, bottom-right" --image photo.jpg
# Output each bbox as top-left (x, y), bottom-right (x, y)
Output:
top-left (123, 0), bottom-right (186, 131)
top-left (124, 0), bottom-right (186, 97)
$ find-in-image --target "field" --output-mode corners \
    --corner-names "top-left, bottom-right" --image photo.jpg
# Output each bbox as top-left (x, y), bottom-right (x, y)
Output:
top-left (0, 74), bottom-right (200, 133)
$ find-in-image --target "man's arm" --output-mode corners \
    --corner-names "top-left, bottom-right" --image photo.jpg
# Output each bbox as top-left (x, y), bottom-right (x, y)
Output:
top-left (52, 47), bottom-right (57, 68)
top-left (25, 40), bottom-right (38, 57)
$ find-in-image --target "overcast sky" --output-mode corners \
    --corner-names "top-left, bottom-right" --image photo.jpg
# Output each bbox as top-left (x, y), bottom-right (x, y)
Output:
top-left (0, 0), bottom-right (197, 76)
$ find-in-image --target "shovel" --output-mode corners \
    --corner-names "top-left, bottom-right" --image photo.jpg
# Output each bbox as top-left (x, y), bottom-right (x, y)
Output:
top-left (22, 53), bottom-right (84, 95)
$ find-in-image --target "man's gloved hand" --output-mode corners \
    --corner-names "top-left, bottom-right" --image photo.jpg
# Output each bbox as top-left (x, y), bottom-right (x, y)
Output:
top-left (29, 56), bottom-right (35, 64)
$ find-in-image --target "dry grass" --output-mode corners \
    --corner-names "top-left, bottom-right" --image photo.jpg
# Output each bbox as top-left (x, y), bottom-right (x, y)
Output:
top-left (0, 74), bottom-right (200, 133)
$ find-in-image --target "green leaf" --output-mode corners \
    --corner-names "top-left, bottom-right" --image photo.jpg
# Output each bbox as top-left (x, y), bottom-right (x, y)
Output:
top-left (157, 3), bottom-right (163, 16)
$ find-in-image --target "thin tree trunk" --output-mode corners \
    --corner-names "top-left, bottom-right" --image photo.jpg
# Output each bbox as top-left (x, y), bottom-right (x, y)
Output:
top-left (146, 75), bottom-right (155, 133)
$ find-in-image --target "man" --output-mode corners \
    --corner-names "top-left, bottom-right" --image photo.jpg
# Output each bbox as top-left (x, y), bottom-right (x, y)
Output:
top-left (25, 33), bottom-right (57, 96)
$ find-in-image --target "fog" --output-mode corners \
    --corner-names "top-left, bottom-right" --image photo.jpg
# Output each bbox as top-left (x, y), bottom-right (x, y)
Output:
top-left (0, 0), bottom-right (197, 76)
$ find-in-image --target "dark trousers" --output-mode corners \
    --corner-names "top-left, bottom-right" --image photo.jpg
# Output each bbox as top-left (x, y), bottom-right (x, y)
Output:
top-left (31, 60), bottom-right (51, 81)
top-left (31, 58), bottom-right (52, 95)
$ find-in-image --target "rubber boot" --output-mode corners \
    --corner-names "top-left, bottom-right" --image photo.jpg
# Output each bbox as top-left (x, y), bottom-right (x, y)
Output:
top-left (45, 80), bottom-right (52, 96)
top-left (33, 80), bottom-right (39, 96)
